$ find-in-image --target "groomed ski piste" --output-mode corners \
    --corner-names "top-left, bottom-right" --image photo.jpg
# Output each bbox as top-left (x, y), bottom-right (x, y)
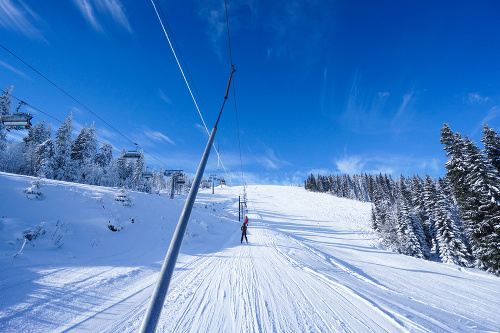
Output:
top-left (1, 171), bottom-right (499, 332)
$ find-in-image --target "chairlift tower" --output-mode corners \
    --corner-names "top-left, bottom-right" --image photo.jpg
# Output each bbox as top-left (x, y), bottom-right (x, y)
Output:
top-left (164, 169), bottom-right (184, 199)
top-left (209, 173), bottom-right (217, 194)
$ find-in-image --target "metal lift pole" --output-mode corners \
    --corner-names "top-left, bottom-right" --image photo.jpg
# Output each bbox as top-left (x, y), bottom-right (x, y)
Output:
top-left (140, 67), bottom-right (235, 333)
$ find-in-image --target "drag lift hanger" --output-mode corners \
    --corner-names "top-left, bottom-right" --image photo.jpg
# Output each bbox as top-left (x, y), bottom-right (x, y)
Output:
top-left (1, 101), bottom-right (33, 130)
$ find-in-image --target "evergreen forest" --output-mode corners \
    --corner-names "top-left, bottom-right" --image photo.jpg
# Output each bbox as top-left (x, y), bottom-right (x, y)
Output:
top-left (0, 87), bottom-right (177, 194)
top-left (305, 124), bottom-right (500, 276)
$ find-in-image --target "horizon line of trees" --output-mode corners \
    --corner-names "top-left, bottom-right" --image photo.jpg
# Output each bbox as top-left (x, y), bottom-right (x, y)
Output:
top-left (305, 123), bottom-right (500, 276)
top-left (0, 87), bottom-right (175, 194)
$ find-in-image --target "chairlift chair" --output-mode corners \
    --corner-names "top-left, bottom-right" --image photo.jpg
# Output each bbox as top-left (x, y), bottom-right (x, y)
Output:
top-left (142, 170), bottom-right (153, 179)
top-left (1, 101), bottom-right (33, 130)
top-left (176, 175), bottom-right (185, 184)
top-left (124, 143), bottom-right (141, 159)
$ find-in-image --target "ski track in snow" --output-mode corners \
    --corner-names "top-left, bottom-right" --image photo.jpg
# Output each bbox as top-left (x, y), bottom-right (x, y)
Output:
top-left (1, 174), bottom-right (500, 332)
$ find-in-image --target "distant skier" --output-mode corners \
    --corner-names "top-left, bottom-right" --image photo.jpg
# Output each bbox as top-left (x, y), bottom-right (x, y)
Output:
top-left (244, 217), bottom-right (248, 225)
top-left (241, 222), bottom-right (248, 244)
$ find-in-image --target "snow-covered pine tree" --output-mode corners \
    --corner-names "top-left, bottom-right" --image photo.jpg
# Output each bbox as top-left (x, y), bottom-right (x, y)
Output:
top-left (305, 174), bottom-right (316, 191)
top-left (396, 175), bottom-right (430, 259)
top-left (151, 166), bottom-right (158, 193)
top-left (54, 113), bottom-right (73, 181)
top-left (0, 86), bottom-right (13, 116)
top-left (70, 124), bottom-right (87, 163)
top-left (440, 124), bottom-right (471, 205)
top-left (22, 120), bottom-right (51, 175)
top-left (71, 123), bottom-right (98, 183)
top-left (131, 150), bottom-right (146, 191)
top-left (482, 124), bottom-right (500, 174)
top-left (0, 86), bottom-right (13, 152)
top-left (84, 122), bottom-right (98, 161)
top-left (410, 175), bottom-right (430, 243)
top-left (34, 138), bottom-right (56, 178)
top-left (114, 148), bottom-right (129, 187)
top-left (92, 142), bottom-right (114, 186)
top-left (157, 165), bottom-right (166, 192)
top-left (94, 142), bottom-right (113, 168)
top-left (463, 136), bottom-right (500, 274)
top-left (316, 174), bottom-right (324, 192)
top-left (441, 123), bottom-right (500, 275)
top-left (371, 183), bottom-right (388, 232)
top-left (422, 174), bottom-right (439, 253)
top-left (433, 183), bottom-right (473, 267)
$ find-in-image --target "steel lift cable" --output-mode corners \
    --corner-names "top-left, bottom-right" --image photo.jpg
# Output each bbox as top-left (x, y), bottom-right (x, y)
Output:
top-left (153, 0), bottom-right (213, 127)
top-left (224, 0), bottom-right (245, 187)
top-left (150, 0), bottom-right (231, 181)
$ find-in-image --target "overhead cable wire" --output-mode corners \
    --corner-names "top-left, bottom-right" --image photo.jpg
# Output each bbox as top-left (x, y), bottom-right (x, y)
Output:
top-left (225, 0), bottom-right (234, 67)
top-left (150, 0), bottom-right (230, 179)
top-left (232, 76), bottom-right (245, 186)
top-left (153, 0), bottom-right (213, 127)
top-left (0, 44), bottom-right (171, 169)
top-left (7, 91), bottom-right (64, 125)
top-left (150, 0), bottom-right (209, 133)
top-left (224, 0), bottom-right (245, 186)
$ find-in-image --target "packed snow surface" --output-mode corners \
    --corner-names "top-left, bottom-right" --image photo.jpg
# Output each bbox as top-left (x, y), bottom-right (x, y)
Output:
top-left (1, 172), bottom-right (499, 332)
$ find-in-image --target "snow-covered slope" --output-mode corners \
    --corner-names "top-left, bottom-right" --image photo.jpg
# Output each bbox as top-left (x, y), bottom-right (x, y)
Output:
top-left (1, 172), bottom-right (499, 332)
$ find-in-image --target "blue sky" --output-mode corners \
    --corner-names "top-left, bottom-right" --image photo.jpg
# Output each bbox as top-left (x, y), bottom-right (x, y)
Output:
top-left (1, 0), bottom-right (500, 185)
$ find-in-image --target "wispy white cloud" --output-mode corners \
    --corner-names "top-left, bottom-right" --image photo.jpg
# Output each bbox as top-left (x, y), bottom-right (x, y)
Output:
top-left (335, 155), bottom-right (366, 174)
top-left (342, 73), bottom-right (388, 134)
top-left (70, 106), bottom-right (84, 115)
top-left (128, 126), bottom-right (176, 148)
top-left (96, 127), bottom-right (120, 142)
top-left (74, 0), bottom-right (103, 32)
top-left (419, 159), bottom-right (439, 173)
top-left (482, 105), bottom-right (500, 124)
top-left (6, 128), bottom-right (27, 142)
top-left (196, 1), bottom-right (232, 60)
top-left (73, 0), bottom-right (132, 34)
top-left (391, 89), bottom-right (415, 134)
top-left (0, 59), bottom-right (31, 79)
top-left (194, 123), bottom-right (210, 138)
top-left (256, 147), bottom-right (290, 170)
top-left (333, 153), bottom-right (442, 177)
top-left (396, 90), bottom-right (414, 119)
top-left (307, 168), bottom-right (335, 176)
top-left (143, 128), bottom-right (175, 145)
top-left (0, 0), bottom-right (44, 39)
top-left (158, 89), bottom-right (172, 104)
top-left (468, 92), bottom-right (490, 104)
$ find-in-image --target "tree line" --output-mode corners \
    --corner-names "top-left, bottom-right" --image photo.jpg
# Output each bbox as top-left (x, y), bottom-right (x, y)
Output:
top-left (305, 124), bottom-right (500, 276)
top-left (0, 87), bottom-right (174, 194)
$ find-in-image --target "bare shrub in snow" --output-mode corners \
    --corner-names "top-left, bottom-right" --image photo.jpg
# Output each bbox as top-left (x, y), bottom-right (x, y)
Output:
top-left (14, 222), bottom-right (46, 258)
top-left (23, 222), bottom-right (46, 241)
top-left (115, 188), bottom-right (132, 206)
top-left (24, 178), bottom-right (44, 200)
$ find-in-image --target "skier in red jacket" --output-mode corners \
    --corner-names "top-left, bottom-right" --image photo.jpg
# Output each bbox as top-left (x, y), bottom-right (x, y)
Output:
top-left (241, 222), bottom-right (248, 244)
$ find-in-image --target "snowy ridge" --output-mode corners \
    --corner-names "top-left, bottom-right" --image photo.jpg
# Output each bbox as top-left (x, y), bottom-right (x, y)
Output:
top-left (1, 173), bottom-right (500, 332)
